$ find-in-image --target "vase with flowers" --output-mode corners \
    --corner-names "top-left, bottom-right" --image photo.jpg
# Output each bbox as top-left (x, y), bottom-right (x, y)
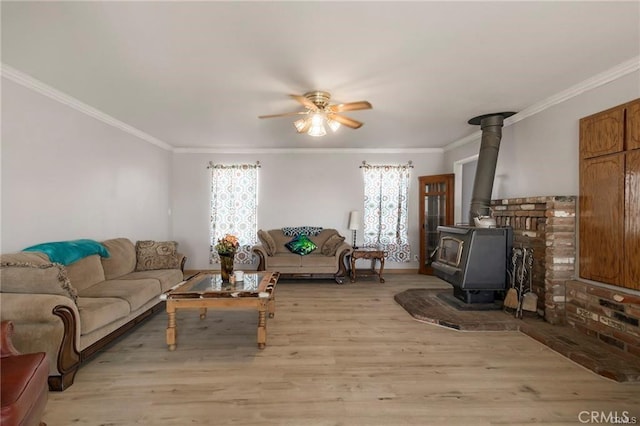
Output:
top-left (215, 234), bottom-right (239, 282)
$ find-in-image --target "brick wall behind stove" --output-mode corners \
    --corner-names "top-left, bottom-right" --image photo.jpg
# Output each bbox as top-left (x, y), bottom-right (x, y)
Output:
top-left (491, 196), bottom-right (576, 325)
top-left (566, 280), bottom-right (640, 358)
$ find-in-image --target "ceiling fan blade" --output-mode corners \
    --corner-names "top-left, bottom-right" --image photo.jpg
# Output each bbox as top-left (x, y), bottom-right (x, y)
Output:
top-left (289, 94), bottom-right (319, 111)
top-left (328, 101), bottom-right (372, 113)
top-left (328, 113), bottom-right (363, 129)
top-left (258, 111), bottom-right (307, 119)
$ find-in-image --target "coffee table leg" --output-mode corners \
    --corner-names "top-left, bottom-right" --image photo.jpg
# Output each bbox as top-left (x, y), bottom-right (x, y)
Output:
top-left (257, 301), bottom-right (267, 349)
top-left (166, 304), bottom-right (177, 351)
top-left (268, 296), bottom-right (276, 319)
top-left (379, 256), bottom-right (386, 283)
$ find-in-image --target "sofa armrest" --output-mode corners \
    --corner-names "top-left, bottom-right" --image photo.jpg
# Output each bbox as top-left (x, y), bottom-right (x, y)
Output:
top-left (177, 253), bottom-right (187, 272)
top-left (335, 243), bottom-right (353, 278)
top-left (251, 245), bottom-right (268, 271)
top-left (0, 293), bottom-right (81, 384)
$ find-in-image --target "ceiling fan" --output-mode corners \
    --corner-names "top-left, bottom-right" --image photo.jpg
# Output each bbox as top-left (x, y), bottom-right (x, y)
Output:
top-left (258, 91), bottom-right (372, 137)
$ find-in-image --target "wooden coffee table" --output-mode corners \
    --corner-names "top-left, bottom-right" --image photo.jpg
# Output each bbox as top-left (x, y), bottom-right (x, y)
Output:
top-left (160, 271), bottom-right (279, 350)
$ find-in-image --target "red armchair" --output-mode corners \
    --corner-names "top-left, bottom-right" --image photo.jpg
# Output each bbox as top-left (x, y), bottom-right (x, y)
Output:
top-left (1, 321), bottom-right (49, 426)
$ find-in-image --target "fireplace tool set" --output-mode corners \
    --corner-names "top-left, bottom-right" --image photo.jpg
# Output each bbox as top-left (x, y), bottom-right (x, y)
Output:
top-left (504, 247), bottom-right (537, 318)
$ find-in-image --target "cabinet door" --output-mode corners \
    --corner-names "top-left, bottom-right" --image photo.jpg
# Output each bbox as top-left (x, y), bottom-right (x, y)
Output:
top-left (625, 150), bottom-right (640, 289)
top-left (580, 106), bottom-right (624, 159)
top-left (579, 155), bottom-right (625, 285)
top-left (627, 99), bottom-right (640, 151)
top-left (418, 174), bottom-right (454, 275)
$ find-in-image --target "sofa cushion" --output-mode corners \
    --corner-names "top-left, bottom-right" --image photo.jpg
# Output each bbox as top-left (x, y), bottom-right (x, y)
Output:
top-left (78, 279), bottom-right (161, 312)
top-left (285, 234), bottom-right (317, 256)
top-left (135, 241), bottom-right (180, 271)
top-left (0, 262), bottom-right (77, 303)
top-left (100, 238), bottom-right (136, 280)
top-left (257, 230), bottom-right (276, 256)
top-left (120, 269), bottom-right (184, 292)
top-left (264, 252), bottom-right (302, 268)
top-left (77, 297), bottom-right (131, 335)
top-left (309, 229), bottom-right (339, 249)
top-left (300, 254), bottom-right (337, 267)
top-left (65, 255), bottom-right (106, 292)
top-left (321, 234), bottom-right (346, 256)
top-left (268, 230), bottom-right (291, 254)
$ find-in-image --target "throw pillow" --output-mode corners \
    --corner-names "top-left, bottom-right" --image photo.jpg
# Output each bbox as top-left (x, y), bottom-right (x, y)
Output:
top-left (135, 240), bottom-right (180, 271)
top-left (257, 229), bottom-right (276, 256)
top-left (0, 262), bottom-right (78, 303)
top-left (321, 234), bottom-right (346, 256)
top-left (285, 234), bottom-right (317, 256)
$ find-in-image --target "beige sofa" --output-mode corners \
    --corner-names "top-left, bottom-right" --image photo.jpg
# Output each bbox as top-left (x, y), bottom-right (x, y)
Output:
top-left (0, 238), bottom-right (185, 391)
top-left (252, 228), bottom-right (352, 283)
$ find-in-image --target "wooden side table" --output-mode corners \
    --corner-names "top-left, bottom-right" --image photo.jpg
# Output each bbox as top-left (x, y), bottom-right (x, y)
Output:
top-left (350, 247), bottom-right (387, 283)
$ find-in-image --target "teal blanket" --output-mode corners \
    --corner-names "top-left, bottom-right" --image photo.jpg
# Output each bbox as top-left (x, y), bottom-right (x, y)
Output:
top-left (23, 239), bottom-right (110, 265)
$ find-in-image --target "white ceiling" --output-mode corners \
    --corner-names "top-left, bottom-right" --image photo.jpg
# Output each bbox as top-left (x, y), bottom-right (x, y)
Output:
top-left (2, 1), bottom-right (639, 151)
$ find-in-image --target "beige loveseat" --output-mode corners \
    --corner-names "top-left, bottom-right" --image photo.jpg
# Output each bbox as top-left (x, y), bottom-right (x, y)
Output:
top-left (0, 238), bottom-right (185, 391)
top-left (252, 228), bottom-right (352, 283)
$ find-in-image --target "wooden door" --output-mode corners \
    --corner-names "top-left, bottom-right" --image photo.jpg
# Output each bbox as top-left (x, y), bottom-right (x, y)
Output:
top-left (625, 150), bottom-right (640, 289)
top-left (580, 106), bottom-right (624, 159)
top-left (418, 174), bottom-right (454, 275)
top-left (579, 155), bottom-right (625, 285)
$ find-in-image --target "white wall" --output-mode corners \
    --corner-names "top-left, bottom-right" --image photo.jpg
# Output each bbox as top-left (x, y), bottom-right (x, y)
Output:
top-left (171, 152), bottom-right (445, 270)
top-left (1, 78), bottom-right (173, 252)
top-left (444, 71), bottom-right (640, 199)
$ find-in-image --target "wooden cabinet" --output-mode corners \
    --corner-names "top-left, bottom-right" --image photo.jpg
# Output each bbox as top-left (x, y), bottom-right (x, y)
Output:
top-left (628, 100), bottom-right (640, 150)
top-left (418, 174), bottom-right (454, 275)
top-left (579, 155), bottom-right (625, 284)
top-left (579, 98), bottom-right (640, 290)
top-left (580, 106), bottom-right (625, 158)
top-left (625, 150), bottom-right (640, 287)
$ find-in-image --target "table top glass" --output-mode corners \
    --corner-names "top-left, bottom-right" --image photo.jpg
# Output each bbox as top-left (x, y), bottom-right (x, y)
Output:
top-left (163, 271), bottom-right (278, 299)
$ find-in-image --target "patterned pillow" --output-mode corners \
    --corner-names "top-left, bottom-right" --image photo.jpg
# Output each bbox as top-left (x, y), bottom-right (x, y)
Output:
top-left (282, 226), bottom-right (324, 237)
top-left (321, 234), bottom-right (345, 256)
top-left (135, 241), bottom-right (180, 271)
top-left (285, 234), bottom-right (317, 256)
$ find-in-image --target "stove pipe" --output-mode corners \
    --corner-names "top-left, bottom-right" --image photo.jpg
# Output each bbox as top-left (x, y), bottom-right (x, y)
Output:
top-left (468, 112), bottom-right (515, 222)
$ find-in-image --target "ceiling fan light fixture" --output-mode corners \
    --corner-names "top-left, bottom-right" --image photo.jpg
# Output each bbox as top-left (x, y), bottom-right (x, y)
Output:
top-left (293, 118), bottom-right (308, 132)
top-left (307, 123), bottom-right (326, 137)
top-left (307, 112), bottom-right (327, 137)
top-left (327, 118), bottom-right (341, 132)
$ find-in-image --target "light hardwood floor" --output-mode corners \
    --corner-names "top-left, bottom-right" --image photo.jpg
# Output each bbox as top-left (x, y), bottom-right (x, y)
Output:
top-left (43, 275), bottom-right (640, 425)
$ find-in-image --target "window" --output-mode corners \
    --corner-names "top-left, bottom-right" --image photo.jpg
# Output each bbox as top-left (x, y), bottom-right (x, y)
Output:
top-left (362, 162), bottom-right (412, 262)
top-left (209, 162), bottom-right (259, 264)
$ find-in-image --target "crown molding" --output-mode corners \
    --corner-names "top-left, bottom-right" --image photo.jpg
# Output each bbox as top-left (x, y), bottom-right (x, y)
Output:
top-left (1, 64), bottom-right (173, 151)
top-left (173, 147), bottom-right (443, 154)
top-left (443, 56), bottom-right (640, 152)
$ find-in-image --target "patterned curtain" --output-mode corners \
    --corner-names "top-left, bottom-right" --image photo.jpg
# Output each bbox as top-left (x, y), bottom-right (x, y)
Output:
top-left (209, 163), bottom-right (259, 264)
top-left (362, 162), bottom-right (412, 262)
